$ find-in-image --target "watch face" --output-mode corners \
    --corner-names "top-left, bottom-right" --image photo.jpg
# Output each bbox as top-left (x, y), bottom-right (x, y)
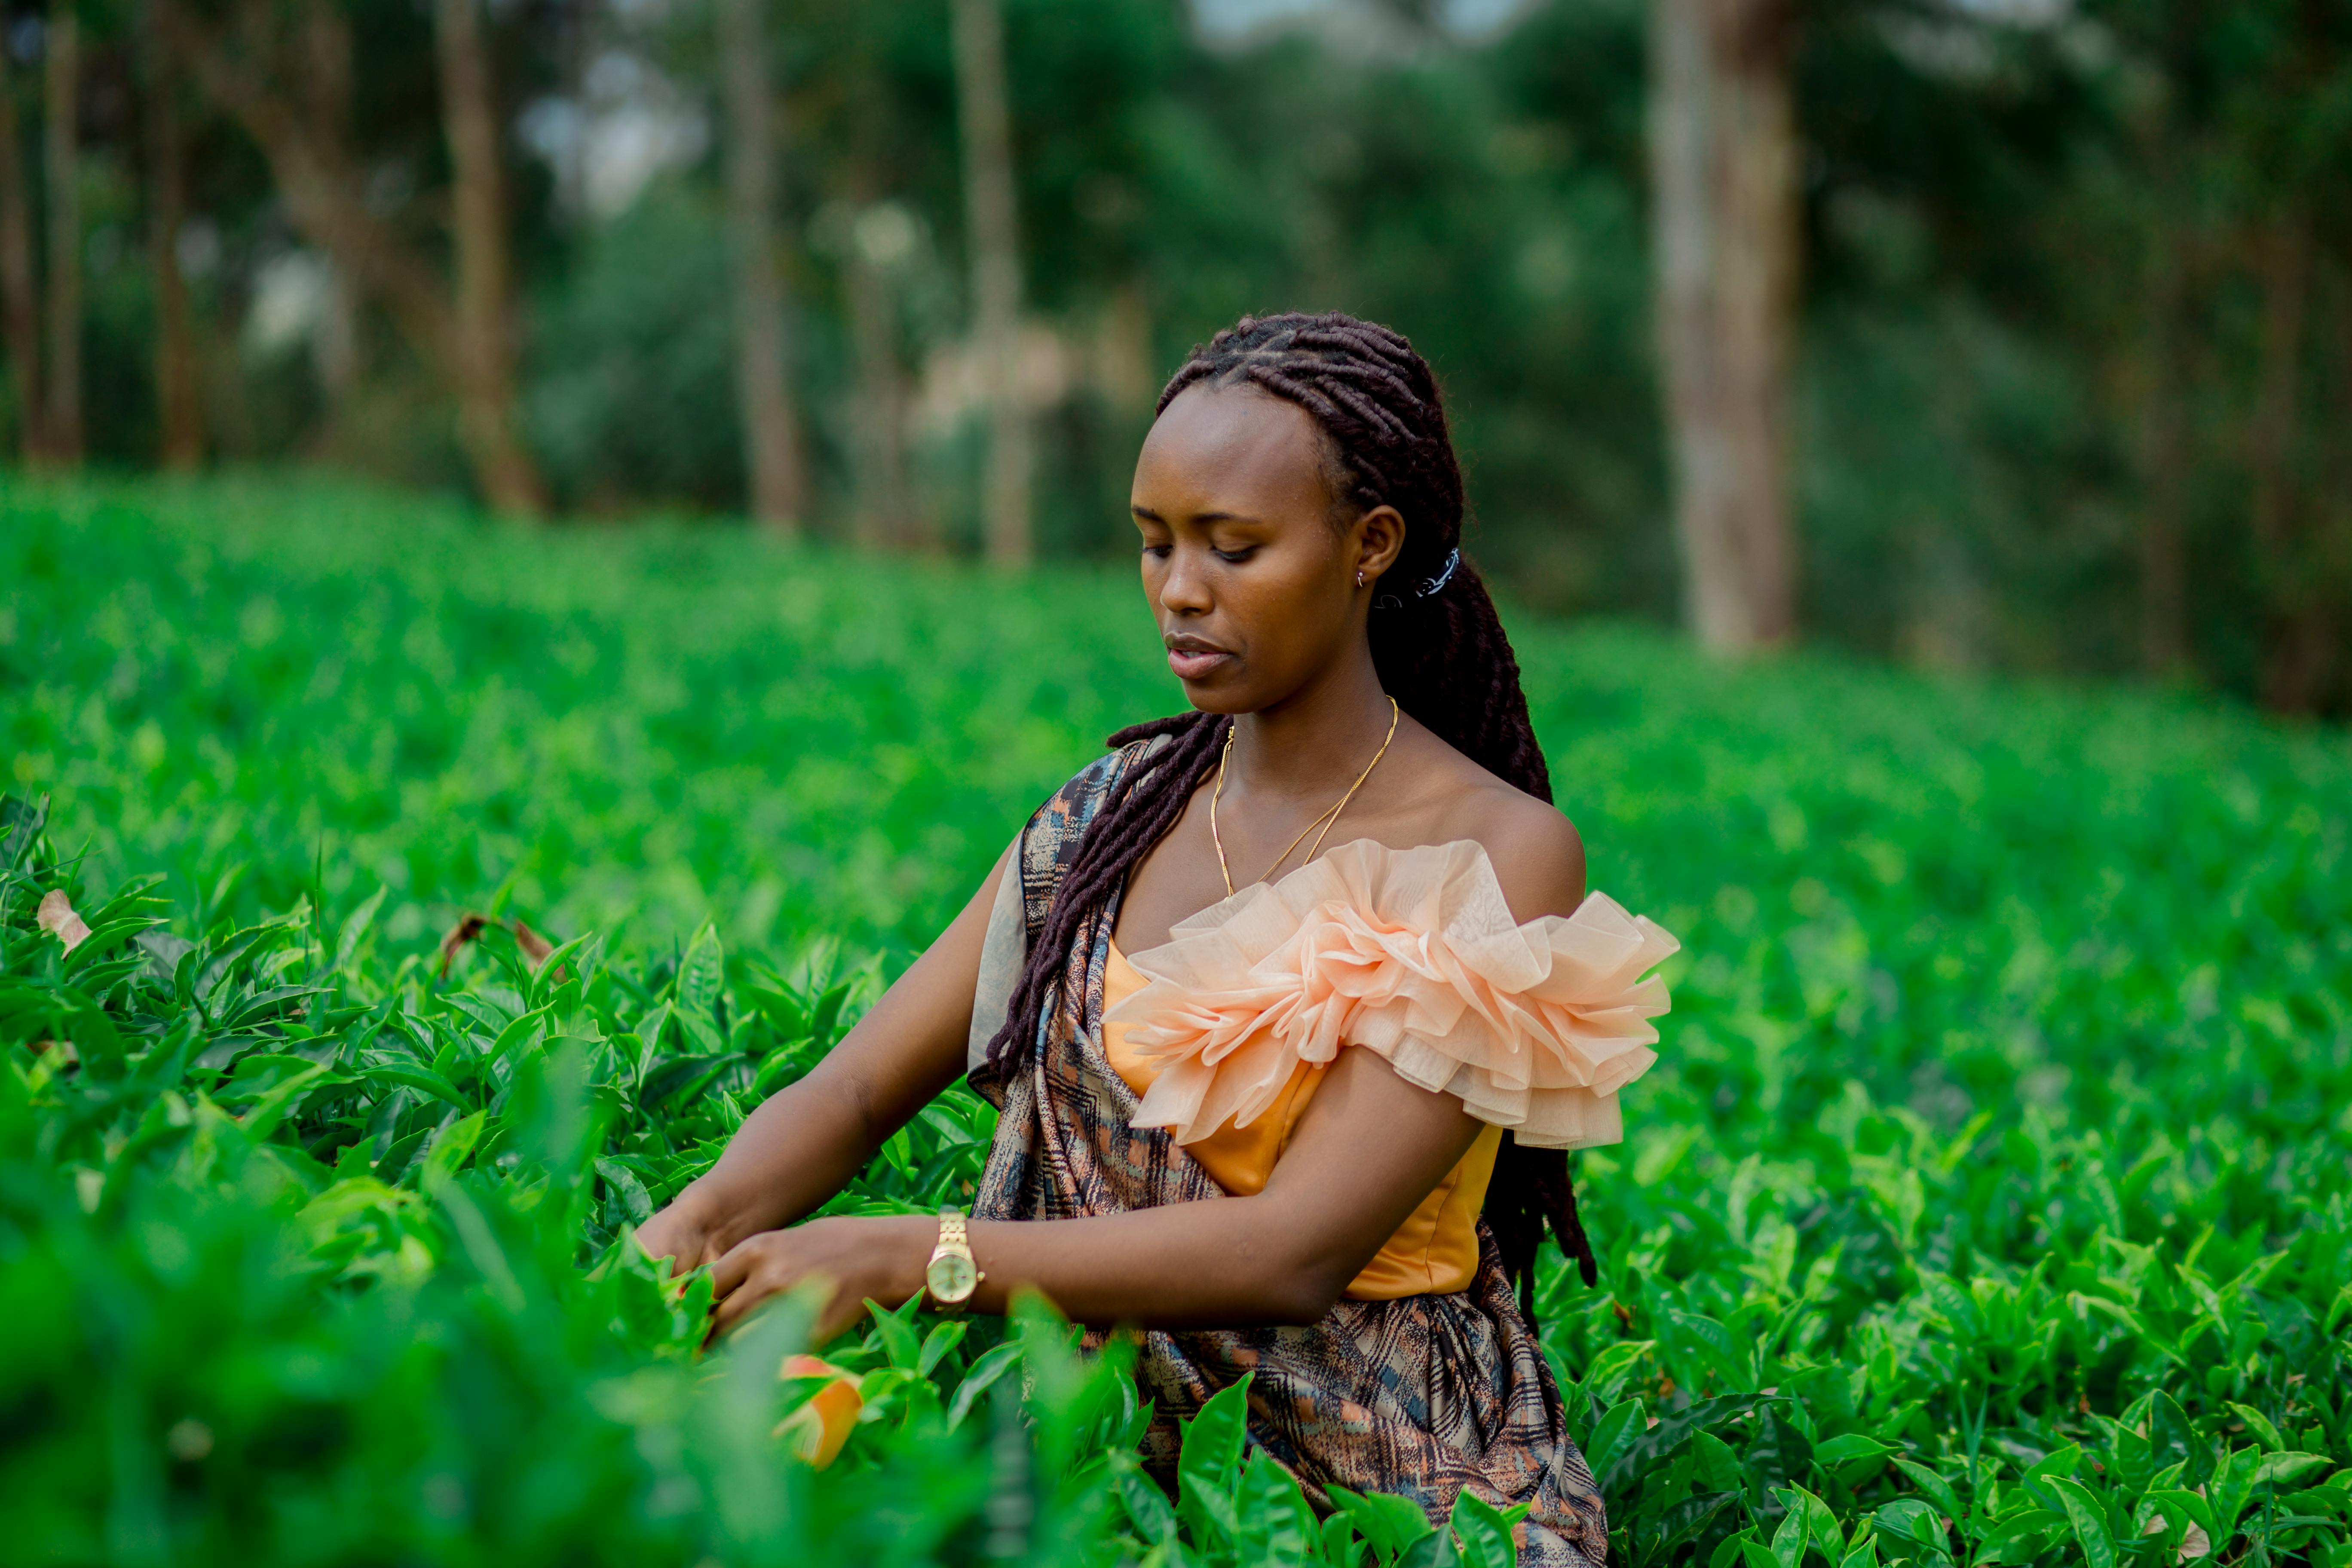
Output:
top-left (927, 1253), bottom-right (977, 1300)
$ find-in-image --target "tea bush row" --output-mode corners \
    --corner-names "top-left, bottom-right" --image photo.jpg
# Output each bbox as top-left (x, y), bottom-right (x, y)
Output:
top-left (3, 476), bottom-right (2350, 1565)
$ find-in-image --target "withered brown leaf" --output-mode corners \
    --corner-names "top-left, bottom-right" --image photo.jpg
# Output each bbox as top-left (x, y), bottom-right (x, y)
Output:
top-left (37, 889), bottom-right (91, 953)
top-left (436, 913), bottom-right (491, 980)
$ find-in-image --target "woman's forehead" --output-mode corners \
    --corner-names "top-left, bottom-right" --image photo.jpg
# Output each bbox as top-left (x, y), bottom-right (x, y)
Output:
top-left (1133, 385), bottom-right (1329, 521)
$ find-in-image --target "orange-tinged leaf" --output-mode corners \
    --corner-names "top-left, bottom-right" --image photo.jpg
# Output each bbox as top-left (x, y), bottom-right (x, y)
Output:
top-left (775, 1354), bottom-right (863, 1469)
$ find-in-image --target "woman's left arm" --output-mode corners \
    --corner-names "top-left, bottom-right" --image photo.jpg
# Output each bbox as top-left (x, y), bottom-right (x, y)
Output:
top-left (707, 1044), bottom-right (1484, 1337)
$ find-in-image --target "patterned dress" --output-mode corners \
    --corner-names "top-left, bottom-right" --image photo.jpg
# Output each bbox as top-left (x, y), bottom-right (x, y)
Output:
top-left (968, 741), bottom-right (1615, 1566)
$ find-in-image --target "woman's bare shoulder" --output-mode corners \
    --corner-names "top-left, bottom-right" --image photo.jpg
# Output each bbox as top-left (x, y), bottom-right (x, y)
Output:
top-left (1408, 743), bottom-right (1587, 924)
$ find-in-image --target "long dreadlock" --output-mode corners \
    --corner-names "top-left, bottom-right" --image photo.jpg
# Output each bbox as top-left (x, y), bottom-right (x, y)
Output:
top-left (975, 311), bottom-right (1600, 1318)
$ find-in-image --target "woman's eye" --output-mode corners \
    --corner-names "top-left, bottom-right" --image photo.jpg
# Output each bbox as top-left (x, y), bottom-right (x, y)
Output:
top-left (1140, 542), bottom-right (1172, 559)
top-left (1213, 547), bottom-right (1257, 565)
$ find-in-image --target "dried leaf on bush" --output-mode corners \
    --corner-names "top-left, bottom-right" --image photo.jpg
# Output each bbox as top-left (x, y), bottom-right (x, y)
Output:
top-left (437, 914), bottom-right (490, 979)
top-left (37, 889), bottom-right (91, 952)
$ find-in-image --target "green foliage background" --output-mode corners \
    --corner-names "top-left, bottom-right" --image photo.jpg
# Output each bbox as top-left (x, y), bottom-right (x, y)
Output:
top-left (4, 476), bottom-right (2351, 1564)
top-left (34, 0), bottom-right (2352, 703)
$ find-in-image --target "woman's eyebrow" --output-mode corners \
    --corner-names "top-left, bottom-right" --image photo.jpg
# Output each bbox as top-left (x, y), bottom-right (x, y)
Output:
top-left (1129, 504), bottom-right (1266, 526)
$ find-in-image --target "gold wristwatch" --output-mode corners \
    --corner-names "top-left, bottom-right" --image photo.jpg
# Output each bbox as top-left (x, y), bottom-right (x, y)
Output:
top-left (923, 1207), bottom-right (983, 1313)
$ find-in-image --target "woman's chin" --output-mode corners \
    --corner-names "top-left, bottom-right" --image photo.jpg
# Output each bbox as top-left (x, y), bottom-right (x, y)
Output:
top-left (1179, 674), bottom-right (1257, 714)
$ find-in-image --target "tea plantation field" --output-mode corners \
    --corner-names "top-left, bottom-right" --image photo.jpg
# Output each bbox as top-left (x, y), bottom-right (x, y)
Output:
top-left (5, 474), bottom-right (2350, 1567)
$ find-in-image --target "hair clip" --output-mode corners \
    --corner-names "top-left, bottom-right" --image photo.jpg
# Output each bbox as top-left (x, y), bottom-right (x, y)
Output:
top-left (1414, 548), bottom-right (1460, 599)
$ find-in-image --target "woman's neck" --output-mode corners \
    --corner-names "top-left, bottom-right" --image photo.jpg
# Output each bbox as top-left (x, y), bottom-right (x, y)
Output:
top-left (1225, 646), bottom-right (1395, 803)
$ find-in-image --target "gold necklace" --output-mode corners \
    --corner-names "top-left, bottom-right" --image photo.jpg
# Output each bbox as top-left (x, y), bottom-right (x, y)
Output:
top-left (1210, 697), bottom-right (1400, 897)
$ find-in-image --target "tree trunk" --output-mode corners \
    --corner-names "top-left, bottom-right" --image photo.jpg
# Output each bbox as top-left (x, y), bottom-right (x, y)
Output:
top-left (717, 0), bottom-right (806, 533)
top-left (313, 260), bottom-right (359, 407)
top-left (1649, 0), bottom-right (1799, 653)
top-left (296, 0), bottom-right (359, 426)
top-left (432, 0), bottom-right (545, 515)
top-left (141, 0), bottom-right (203, 470)
top-left (2319, 264), bottom-right (2352, 716)
top-left (0, 47), bottom-right (43, 462)
top-left (42, 9), bottom-right (80, 465)
top-left (2248, 207), bottom-right (2317, 712)
top-left (178, 3), bottom-right (464, 446)
top-left (952, 0), bottom-right (1031, 566)
top-left (845, 204), bottom-right (913, 551)
top-left (2136, 221), bottom-right (2190, 677)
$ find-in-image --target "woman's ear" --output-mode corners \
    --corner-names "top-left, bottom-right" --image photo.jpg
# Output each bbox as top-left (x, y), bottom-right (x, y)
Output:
top-left (1356, 505), bottom-right (1407, 585)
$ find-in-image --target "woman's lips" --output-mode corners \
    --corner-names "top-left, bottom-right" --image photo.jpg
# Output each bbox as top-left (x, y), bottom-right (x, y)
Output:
top-left (1167, 647), bottom-right (1232, 680)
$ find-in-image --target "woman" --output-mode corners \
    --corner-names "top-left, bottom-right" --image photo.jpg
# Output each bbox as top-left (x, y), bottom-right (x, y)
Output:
top-left (638, 312), bottom-right (1676, 1564)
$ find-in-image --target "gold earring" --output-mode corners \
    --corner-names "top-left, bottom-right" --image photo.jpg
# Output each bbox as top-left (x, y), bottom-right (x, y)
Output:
top-left (1356, 570), bottom-right (1365, 588)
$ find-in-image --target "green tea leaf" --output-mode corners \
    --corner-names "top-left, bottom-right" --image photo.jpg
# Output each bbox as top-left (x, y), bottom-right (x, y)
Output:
top-left (1769, 1503), bottom-right (1807, 1568)
top-left (1890, 1458), bottom-right (1960, 1522)
top-left (334, 886), bottom-right (388, 971)
top-left (2225, 1403), bottom-right (2285, 1452)
top-left (944, 1342), bottom-right (1021, 1430)
top-left (1813, 1433), bottom-right (1892, 1477)
top-left (1584, 1396), bottom-right (1645, 1483)
top-left (2252, 1452), bottom-right (2329, 1489)
top-left (1330, 1485), bottom-right (1437, 1559)
top-left (593, 1155), bottom-right (652, 1223)
top-left (1446, 1490), bottom-right (1520, 1568)
top-left (2046, 1477), bottom-right (2114, 1568)
top-left (1176, 1375), bottom-right (1253, 1547)
top-left (1115, 1452), bottom-right (1179, 1544)
top-left (1694, 1430), bottom-right (1744, 1494)
top-left (679, 922), bottom-right (724, 1021)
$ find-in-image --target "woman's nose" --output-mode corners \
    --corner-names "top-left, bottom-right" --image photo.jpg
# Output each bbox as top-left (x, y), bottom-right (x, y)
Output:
top-left (1158, 547), bottom-right (1214, 615)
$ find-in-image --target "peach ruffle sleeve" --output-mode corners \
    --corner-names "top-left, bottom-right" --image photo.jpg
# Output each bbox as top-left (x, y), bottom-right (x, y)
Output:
top-left (1106, 838), bottom-right (1678, 1151)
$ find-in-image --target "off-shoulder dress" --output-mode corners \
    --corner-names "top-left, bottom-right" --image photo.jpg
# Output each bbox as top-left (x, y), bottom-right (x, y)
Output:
top-left (967, 739), bottom-right (1677, 1566)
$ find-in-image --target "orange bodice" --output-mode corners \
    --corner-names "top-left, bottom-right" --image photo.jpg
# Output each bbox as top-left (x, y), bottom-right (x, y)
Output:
top-left (1102, 940), bottom-right (1502, 1299)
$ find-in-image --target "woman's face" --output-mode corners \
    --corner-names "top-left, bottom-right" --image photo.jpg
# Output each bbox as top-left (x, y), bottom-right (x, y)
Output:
top-left (1130, 385), bottom-right (1403, 714)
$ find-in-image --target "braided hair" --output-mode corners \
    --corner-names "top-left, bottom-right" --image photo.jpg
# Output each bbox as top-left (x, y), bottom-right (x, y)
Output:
top-left (976, 311), bottom-right (1599, 1316)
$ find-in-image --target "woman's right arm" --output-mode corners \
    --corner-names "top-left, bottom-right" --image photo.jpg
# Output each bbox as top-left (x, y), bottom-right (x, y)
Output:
top-left (634, 839), bottom-right (1016, 1274)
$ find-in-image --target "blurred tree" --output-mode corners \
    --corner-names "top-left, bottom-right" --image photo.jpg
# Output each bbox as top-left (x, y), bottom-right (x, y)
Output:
top-left (2226, 0), bottom-right (2347, 712)
top-left (0, 40), bottom-right (42, 461)
top-left (718, 0), bottom-right (808, 533)
top-left (176, 0), bottom-right (545, 511)
top-left (1651, 0), bottom-right (1799, 653)
top-left (2247, 205), bottom-right (2312, 705)
top-left (434, 0), bottom-right (545, 514)
top-left (843, 198), bottom-right (916, 548)
top-left (140, 0), bottom-right (202, 469)
top-left (12, 0), bottom-right (2345, 713)
top-left (2133, 130), bottom-right (2191, 679)
top-left (952, 0), bottom-right (1030, 566)
top-left (42, 6), bottom-right (79, 464)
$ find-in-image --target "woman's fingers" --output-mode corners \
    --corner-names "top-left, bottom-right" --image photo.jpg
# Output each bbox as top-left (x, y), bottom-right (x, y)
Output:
top-left (636, 1225), bottom-right (693, 1278)
top-left (707, 1233), bottom-right (766, 1302)
top-left (704, 1242), bottom-right (864, 1342)
top-left (708, 1233), bottom-right (825, 1336)
top-left (707, 1256), bottom-right (775, 1337)
top-left (701, 1216), bottom-right (901, 1341)
top-left (635, 1203), bottom-right (724, 1281)
top-left (709, 1276), bottom-right (765, 1335)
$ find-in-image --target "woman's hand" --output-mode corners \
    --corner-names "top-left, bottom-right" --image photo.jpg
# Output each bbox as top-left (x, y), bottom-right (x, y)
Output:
top-left (620, 843), bottom-right (1013, 1291)
top-left (707, 1213), bottom-right (934, 1342)
top-left (635, 1190), bottom-right (730, 1279)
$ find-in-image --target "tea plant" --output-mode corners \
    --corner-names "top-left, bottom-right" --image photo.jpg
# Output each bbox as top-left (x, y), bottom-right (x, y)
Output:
top-left (3, 476), bottom-right (2350, 1565)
